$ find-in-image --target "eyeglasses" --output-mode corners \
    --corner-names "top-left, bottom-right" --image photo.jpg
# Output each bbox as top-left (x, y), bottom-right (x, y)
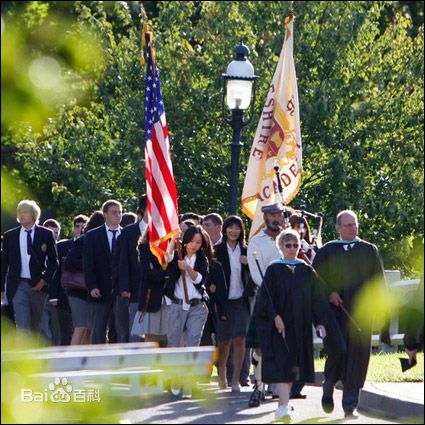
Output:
top-left (284, 243), bottom-right (299, 249)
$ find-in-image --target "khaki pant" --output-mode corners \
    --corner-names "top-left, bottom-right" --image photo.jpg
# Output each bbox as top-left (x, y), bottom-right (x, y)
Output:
top-left (166, 302), bottom-right (208, 347)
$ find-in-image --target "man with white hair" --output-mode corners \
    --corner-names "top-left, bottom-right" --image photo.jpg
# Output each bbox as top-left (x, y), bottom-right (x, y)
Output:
top-left (1, 200), bottom-right (58, 334)
top-left (313, 209), bottom-right (390, 419)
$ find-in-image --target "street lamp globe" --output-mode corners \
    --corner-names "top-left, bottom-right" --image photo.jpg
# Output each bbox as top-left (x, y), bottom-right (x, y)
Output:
top-left (223, 43), bottom-right (257, 110)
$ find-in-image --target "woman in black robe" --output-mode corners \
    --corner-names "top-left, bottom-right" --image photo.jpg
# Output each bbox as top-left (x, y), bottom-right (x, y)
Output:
top-left (255, 229), bottom-right (331, 422)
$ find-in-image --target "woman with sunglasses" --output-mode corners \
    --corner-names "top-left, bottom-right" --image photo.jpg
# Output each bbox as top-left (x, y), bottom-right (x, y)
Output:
top-left (255, 229), bottom-right (332, 422)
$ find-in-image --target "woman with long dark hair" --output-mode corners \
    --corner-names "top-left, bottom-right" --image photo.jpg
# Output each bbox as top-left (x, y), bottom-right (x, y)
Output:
top-left (165, 225), bottom-right (212, 348)
top-left (214, 216), bottom-right (251, 393)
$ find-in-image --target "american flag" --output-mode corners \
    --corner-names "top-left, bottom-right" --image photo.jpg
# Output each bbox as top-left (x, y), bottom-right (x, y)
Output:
top-left (144, 35), bottom-right (179, 268)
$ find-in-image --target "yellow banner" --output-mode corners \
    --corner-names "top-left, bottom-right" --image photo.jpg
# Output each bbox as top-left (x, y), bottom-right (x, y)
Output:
top-left (242, 16), bottom-right (302, 239)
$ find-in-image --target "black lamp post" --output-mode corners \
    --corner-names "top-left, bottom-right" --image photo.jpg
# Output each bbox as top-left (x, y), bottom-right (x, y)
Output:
top-left (222, 42), bottom-right (258, 215)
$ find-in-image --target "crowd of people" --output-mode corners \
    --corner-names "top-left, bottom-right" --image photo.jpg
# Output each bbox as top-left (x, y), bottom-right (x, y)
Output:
top-left (2, 196), bottom-right (419, 422)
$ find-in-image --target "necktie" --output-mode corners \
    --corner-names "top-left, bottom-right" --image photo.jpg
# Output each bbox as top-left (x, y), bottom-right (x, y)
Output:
top-left (343, 243), bottom-right (354, 252)
top-left (25, 229), bottom-right (32, 255)
top-left (109, 229), bottom-right (118, 253)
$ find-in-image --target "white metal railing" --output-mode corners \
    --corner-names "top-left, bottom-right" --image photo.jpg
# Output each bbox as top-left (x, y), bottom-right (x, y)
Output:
top-left (2, 344), bottom-right (217, 397)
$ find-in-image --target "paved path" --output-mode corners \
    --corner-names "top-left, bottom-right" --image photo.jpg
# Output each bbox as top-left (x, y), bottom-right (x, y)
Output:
top-left (360, 382), bottom-right (424, 420)
top-left (120, 383), bottom-right (416, 424)
top-left (365, 383), bottom-right (424, 404)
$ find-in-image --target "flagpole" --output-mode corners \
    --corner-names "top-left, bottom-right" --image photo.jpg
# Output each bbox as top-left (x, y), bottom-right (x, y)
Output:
top-left (176, 240), bottom-right (190, 305)
top-left (229, 109), bottom-right (244, 215)
top-left (289, 1), bottom-right (294, 17)
top-left (301, 253), bottom-right (362, 332)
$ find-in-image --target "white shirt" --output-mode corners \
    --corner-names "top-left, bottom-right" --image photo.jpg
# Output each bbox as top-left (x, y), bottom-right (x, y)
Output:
top-left (139, 220), bottom-right (148, 236)
top-left (174, 253), bottom-right (202, 302)
top-left (20, 224), bottom-right (36, 279)
top-left (227, 243), bottom-right (244, 300)
top-left (247, 229), bottom-right (281, 287)
top-left (105, 224), bottom-right (121, 252)
top-left (213, 236), bottom-right (223, 247)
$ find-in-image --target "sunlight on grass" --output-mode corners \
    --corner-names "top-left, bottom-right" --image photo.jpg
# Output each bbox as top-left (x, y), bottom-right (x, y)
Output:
top-left (315, 352), bottom-right (424, 383)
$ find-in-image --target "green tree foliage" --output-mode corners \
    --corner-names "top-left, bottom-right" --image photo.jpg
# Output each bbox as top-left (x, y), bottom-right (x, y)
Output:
top-left (1, 1), bottom-right (423, 275)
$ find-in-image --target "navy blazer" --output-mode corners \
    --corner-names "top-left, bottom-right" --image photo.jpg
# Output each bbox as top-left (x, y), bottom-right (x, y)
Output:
top-left (64, 236), bottom-right (84, 271)
top-left (49, 238), bottom-right (74, 307)
top-left (63, 235), bottom-right (88, 299)
top-left (1, 225), bottom-right (58, 301)
top-left (214, 241), bottom-right (250, 299)
top-left (205, 259), bottom-right (228, 318)
top-left (117, 222), bottom-right (143, 303)
top-left (137, 242), bottom-right (170, 312)
top-left (164, 251), bottom-right (209, 302)
top-left (83, 224), bottom-right (120, 302)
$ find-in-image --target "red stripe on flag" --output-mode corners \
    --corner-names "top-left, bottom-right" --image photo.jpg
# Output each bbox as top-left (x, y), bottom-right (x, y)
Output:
top-left (151, 181), bottom-right (172, 233)
top-left (151, 126), bottom-right (178, 211)
top-left (145, 146), bottom-right (160, 242)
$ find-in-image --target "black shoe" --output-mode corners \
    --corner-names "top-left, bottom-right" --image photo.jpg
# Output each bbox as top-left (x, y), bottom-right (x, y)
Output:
top-left (240, 380), bottom-right (250, 387)
top-left (344, 409), bottom-right (359, 419)
top-left (248, 388), bottom-right (262, 408)
top-left (290, 392), bottom-right (307, 399)
top-left (321, 394), bottom-right (334, 414)
top-left (264, 389), bottom-right (274, 399)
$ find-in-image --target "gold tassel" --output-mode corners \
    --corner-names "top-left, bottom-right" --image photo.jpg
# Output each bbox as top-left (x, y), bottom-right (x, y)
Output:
top-left (140, 21), bottom-right (148, 65)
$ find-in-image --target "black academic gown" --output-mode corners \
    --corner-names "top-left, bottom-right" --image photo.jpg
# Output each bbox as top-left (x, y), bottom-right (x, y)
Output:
top-left (313, 239), bottom-right (387, 389)
top-left (255, 261), bottom-right (330, 383)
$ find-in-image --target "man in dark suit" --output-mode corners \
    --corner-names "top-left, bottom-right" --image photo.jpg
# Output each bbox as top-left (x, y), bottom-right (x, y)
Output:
top-left (1, 200), bottom-right (58, 334)
top-left (84, 200), bottom-right (122, 344)
top-left (115, 195), bottom-right (148, 342)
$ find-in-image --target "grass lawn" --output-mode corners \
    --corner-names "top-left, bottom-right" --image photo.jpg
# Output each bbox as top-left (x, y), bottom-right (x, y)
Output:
top-left (314, 352), bottom-right (424, 383)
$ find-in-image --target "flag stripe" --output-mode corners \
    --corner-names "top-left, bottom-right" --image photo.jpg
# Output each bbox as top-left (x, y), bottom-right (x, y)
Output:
top-left (151, 126), bottom-right (178, 210)
top-left (147, 137), bottom-right (178, 230)
top-left (146, 145), bottom-right (168, 238)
